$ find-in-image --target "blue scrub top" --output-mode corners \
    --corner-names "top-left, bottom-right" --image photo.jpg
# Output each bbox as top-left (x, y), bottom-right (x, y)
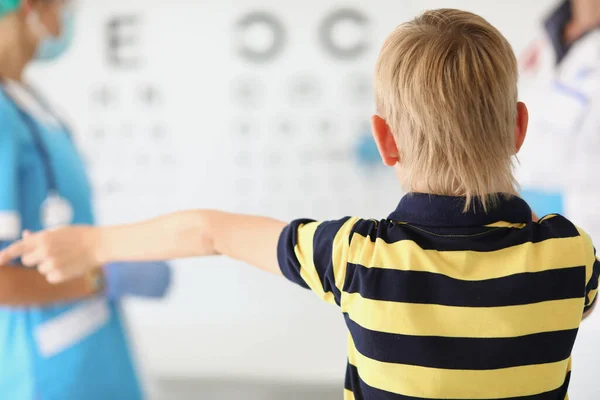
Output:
top-left (0, 88), bottom-right (142, 400)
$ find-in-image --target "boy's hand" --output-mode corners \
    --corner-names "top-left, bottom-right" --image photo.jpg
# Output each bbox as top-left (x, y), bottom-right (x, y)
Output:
top-left (0, 226), bottom-right (101, 283)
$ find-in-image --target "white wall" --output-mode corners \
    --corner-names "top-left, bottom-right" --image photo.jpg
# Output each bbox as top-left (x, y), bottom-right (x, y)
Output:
top-left (30, 0), bottom-right (600, 397)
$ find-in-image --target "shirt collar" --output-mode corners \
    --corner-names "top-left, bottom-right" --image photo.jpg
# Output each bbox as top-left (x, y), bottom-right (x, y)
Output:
top-left (1, 80), bottom-right (62, 129)
top-left (545, 1), bottom-right (571, 64)
top-left (388, 193), bottom-right (532, 227)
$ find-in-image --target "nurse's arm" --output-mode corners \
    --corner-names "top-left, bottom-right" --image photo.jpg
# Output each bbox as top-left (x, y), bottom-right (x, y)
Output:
top-left (0, 265), bottom-right (98, 306)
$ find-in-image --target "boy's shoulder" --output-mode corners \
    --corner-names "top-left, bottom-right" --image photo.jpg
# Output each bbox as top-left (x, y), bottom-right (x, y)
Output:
top-left (535, 213), bottom-right (587, 240)
top-left (292, 212), bottom-right (593, 250)
top-left (342, 213), bottom-right (593, 252)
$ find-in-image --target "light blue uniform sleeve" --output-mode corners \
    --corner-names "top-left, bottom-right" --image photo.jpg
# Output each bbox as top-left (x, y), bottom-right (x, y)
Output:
top-left (0, 109), bottom-right (22, 242)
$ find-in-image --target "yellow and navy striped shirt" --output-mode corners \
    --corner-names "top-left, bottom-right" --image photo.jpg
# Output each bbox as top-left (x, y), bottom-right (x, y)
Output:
top-left (277, 193), bottom-right (600, 400)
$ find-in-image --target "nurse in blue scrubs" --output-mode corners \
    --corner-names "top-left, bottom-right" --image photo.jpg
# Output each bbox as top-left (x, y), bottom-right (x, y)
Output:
top-left (0, 1), bottom-right (172, 399)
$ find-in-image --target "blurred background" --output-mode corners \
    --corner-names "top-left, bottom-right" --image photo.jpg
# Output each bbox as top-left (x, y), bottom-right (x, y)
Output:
top-left (24, 0), bottom-right (600, 398)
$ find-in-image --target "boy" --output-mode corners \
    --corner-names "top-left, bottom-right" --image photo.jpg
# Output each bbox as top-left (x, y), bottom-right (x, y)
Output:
top-left (1, 8), bottom-right (598, 399)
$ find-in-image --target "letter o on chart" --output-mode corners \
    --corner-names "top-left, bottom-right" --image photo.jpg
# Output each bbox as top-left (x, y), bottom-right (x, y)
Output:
top-left (234, 11), bottom-right (286, 64)
top-left (319, 8), bottom-right (370, 61)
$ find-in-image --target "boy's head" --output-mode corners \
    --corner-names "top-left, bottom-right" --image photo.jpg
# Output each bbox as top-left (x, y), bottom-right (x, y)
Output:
top-left (372, 8), bottom-right (528, 210)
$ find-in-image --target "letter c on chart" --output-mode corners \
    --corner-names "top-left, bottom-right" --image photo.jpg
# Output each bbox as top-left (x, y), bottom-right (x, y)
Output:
top-left (319, 8), bottom-right (370, 61)
top-left (234, 11), bottom-right (287, 64)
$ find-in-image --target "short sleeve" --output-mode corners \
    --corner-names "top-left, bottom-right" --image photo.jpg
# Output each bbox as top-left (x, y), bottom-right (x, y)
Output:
top-left (0, 119), bottom-right (22, 243)
top-left (583, 245), bottom-right (600, 314)
top-left (584, 251), bottom-right (600, 313)
top-left (578, 228), bottom-right (600, 314)
top-left (277, 217), bottom-right (359, 306)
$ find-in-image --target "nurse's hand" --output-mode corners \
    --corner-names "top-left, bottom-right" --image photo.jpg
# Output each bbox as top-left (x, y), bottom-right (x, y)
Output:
top-left (0, 226), bottom-right (102, 283)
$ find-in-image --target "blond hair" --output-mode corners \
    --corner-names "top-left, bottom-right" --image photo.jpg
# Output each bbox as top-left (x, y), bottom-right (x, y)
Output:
top-left (374, 9), bottom-right (519, 210)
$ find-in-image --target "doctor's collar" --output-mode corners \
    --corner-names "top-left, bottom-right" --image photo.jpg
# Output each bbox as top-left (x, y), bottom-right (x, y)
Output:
top-left (545, 1), bottom-right (600, 64)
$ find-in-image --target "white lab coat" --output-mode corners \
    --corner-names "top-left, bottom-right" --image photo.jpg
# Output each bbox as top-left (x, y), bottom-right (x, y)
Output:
top-left (517, 24), bottom-right (600, 234)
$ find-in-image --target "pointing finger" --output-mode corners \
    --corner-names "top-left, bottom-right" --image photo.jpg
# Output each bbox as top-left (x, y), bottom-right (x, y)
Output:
top-left (0, 241), bottom-right (27, 266)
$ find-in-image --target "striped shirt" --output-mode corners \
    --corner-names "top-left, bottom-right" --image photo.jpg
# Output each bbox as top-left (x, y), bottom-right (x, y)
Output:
top-left (277, 193), bottom-right (600, 400)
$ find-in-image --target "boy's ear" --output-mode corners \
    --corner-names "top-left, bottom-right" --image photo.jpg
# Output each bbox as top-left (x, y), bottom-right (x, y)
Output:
top-left (371, 115), bottom-right (399, 167)
top-left (515, 102), bottom-right (529, 154)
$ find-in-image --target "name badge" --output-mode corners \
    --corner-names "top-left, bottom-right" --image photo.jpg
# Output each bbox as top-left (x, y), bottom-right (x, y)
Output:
top-left (35, 298), bottom-right (110, 358)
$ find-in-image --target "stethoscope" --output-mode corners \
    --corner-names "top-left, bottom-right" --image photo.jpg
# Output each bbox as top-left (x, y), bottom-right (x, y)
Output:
top-left (0, 82), bottom-right (74, 229)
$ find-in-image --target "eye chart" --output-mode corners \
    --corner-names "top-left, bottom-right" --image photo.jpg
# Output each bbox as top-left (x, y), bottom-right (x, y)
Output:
top-left (226, 5), bottom-right (404, 221)
top-left (29, 0), bottom-right (566, 386)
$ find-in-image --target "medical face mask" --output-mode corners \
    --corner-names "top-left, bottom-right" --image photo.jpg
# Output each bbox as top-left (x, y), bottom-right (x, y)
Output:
top-left (28, 6), bottom-right (75, 61)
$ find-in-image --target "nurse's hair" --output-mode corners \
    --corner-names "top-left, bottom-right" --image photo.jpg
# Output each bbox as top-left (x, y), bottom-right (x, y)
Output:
top-left (374, 9), bottom-right (519, 211)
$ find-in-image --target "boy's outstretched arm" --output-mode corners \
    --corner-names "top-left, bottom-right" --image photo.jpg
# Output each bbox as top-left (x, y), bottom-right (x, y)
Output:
top-left (0, 210), bottom-right (286, 283)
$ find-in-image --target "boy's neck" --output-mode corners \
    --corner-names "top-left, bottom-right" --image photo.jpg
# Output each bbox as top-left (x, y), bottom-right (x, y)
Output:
top-left (409, 184), bottom-right (518, 198)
